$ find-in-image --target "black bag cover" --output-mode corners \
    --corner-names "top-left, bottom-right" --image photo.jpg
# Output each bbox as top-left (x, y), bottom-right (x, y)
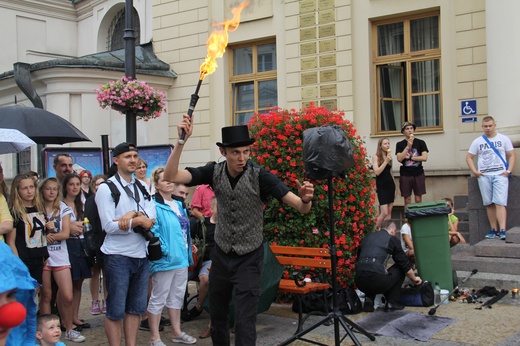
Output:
top-left (303, 125), bottom-right (355, 180)
top-left (405, 204), bottom-right (451, 219)
top-left (398, 281), bottom-right (434, 307)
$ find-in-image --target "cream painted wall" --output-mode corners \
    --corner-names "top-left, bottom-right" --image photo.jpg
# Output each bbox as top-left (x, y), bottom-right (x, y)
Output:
top-left (0, 1), bottom-right (78, 71)
top-left (152, 0), bottom-right (485, 200)
top-left (0, 0), bottom-right (172, 177)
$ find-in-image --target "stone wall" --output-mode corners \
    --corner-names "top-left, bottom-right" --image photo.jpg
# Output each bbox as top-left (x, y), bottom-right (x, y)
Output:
top-left (468, 176), bottom-right (520, 244)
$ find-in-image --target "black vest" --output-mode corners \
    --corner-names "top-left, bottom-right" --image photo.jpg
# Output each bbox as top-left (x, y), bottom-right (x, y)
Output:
top-left (212, 161), bottom-right (263, 255)
top-left (356, 230), bottom-right (392, 275)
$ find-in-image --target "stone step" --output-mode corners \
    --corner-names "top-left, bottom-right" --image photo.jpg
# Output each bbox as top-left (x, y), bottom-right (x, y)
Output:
top-left (456, 210), bottom-right (469, 221)
top-left (454, 195), bottom-right (468, 210)
top-left (451, 245), bottom-right (520, 276)
top-left (474, 239), bottom-right (520, 259)
top-left (455, 270), bottom-right (520, 291)
top-left (458, 220), bottom-right (469, 231)
top-left (506, 226), bottom-right (520, 243)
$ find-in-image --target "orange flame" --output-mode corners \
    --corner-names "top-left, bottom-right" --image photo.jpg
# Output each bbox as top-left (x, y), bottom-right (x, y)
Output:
top-left (199, 1), bottom-right (249, 80)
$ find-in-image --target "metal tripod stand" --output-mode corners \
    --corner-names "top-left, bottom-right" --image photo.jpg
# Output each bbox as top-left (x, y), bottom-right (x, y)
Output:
top-left (279, 177), bottom-right (375, 346)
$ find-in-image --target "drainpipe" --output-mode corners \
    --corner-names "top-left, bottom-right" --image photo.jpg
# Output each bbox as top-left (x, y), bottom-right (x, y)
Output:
top-left (13, 62), bottom-right (45, 175)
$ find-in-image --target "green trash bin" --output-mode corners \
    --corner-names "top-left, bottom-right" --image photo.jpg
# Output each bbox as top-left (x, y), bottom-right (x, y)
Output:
top-left (405, 201), bottom-right (453, 291)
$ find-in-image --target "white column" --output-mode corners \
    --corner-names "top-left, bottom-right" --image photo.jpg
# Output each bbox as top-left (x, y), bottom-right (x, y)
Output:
top-left (486, 0), bottom-right (520, 128)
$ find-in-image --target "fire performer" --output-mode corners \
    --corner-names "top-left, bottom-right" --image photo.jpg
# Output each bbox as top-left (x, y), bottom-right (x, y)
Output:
top-left (163, 117), bottom-right (314, 345)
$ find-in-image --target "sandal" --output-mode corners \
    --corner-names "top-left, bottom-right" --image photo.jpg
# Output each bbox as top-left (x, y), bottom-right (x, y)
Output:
top-left (171, 332), bottom-right (197, 344)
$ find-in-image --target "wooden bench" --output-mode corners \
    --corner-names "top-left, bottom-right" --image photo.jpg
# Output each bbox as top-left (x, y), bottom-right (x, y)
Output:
top-left (270, 245), bottom-right (332, 333)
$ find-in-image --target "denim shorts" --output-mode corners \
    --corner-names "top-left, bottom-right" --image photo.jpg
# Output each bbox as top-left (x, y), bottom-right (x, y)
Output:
top-left (104, 254), bottom-right (149, 320)
top-left (67, 238), bottom-right (92, 281)
top-left (188, 260), bottom-right (212, 281)
top-left (477, 174), bottom-right (509, 206)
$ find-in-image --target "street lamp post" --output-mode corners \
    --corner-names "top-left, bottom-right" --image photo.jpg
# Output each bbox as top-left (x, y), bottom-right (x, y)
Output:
top-left (124, 0), bottom-right (137, 144)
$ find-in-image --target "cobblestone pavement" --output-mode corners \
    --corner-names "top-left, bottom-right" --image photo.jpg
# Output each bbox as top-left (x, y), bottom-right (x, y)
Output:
top-left (74, 280), bottom-right (520, 346)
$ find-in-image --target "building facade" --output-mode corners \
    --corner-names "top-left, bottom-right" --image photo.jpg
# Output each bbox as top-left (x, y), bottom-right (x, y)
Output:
top-left (0, 0), bottom-right (518, 205)
top-left (153, 0), bottom-right (519, 204)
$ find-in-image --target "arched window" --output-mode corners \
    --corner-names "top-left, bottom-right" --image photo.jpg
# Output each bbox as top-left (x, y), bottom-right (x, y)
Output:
top-left (107, 8), bottom-right (141, 51)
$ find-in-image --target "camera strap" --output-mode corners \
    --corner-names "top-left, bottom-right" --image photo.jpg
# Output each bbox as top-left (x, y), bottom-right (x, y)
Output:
top-left (114, 174), bottom-right (149, 218)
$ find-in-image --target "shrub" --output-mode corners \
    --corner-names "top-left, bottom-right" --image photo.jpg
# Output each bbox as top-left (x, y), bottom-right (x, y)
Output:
top-left (248, 105), bottom-right (376, 292)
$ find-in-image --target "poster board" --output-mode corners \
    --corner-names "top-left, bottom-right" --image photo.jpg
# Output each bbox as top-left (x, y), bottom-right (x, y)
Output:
top-left (42, 147), bottom-right (104, 178)
top-left (42, 144), bottom-right (173, 179)
top-left (120, 144), bottom-right (174, 179)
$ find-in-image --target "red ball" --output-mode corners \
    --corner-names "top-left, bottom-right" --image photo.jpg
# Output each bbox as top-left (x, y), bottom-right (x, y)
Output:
top-left (0, 302), bottom-right (27, 328)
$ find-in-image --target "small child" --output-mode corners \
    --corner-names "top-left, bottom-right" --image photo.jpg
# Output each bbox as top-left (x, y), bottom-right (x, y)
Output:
top-left (443, 197), bottom-right (466, 247)
top-left (399, 219), bottom-right (415, 263)
top-left (36, 314), bottom-right (67, 346)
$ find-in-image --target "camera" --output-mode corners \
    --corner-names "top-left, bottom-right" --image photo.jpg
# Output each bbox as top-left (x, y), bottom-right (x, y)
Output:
top-left (134, 225), bottom-right (154, 241)
top-left (134, 226), bottom-right (162, 261)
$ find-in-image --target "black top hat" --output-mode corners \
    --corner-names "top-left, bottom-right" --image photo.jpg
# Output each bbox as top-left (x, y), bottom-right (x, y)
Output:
top-left (401, 121), bottom-right (416, 133)
top-left (112, 142), bottom-right (138, 157)
top-left (216, 125), bottom-right (255, 148)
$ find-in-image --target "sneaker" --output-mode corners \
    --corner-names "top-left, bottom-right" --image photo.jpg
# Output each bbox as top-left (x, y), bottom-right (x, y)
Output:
top-left (101, 299), bottom-right (106, 314)
top-left (160, 316), bottom-right (171, 326)
top-left (91, 300), bottom-right (101, 315)
top-left (150, 339), bottom-right (168, 346)
top-left (64, 329), bottom-right (86, 343)
top-left (139, 318), bottom-right (164, 332)
top-left (499, 229), bottom-right (507, 240)
top-left (485, 228), bottom-right (498, 239)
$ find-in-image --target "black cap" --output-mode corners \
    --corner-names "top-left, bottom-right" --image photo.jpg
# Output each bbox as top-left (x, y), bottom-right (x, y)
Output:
top-left (401, 121), bottom-right (416, 133)
top-left (112, 142), bottom-right (138, 157)
top-left (216, 125), bottom-right (255, 148)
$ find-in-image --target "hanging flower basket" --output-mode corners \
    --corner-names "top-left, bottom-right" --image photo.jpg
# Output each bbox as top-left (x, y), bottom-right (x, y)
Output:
top-left (95, 76), bottom-right (166, 121)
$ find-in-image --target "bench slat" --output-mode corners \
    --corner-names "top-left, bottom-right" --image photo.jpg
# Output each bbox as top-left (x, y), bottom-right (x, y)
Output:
top-left (270, 245), bottom-right (332, 334)
top-left (270, 245), bottom-right (330, 257)
top-left (275, 256), bottom-right (331, 268)
top-left (278, 279), bottom-right (330, 294)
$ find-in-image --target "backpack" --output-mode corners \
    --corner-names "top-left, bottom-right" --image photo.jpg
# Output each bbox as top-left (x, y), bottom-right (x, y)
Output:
top-left (83, 179), bottom-right (151, 265)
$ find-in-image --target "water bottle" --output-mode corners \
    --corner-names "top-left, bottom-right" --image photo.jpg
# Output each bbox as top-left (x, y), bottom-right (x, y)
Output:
top-left (434, 282), bottom-right (441, 305)
top-left (82, 217), bottom-right (93, 257)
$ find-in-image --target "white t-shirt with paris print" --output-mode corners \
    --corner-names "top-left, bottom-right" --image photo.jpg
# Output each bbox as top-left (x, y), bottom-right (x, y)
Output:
top-left (468, 133), bottom-right (513, 175)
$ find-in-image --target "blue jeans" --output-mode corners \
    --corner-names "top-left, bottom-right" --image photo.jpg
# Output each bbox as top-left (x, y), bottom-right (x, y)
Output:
top-left (104, 254), bottom-right (149, 320)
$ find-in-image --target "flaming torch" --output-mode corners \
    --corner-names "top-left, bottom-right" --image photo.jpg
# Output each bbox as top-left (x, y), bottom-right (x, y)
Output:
top-left (179, 1), bottom-right (249, 144)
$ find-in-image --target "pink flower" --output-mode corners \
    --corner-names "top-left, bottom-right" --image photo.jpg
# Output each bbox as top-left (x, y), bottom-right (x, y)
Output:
top-left (94, 76), bottom-right (166, 120)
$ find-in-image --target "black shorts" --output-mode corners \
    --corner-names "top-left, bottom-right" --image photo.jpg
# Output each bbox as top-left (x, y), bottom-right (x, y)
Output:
top-left (399, 174), bottom-right (426, 198)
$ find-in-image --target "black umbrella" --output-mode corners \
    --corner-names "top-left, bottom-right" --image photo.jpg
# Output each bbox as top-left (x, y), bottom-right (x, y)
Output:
top-left (0, 105), bottom-right (90, 144)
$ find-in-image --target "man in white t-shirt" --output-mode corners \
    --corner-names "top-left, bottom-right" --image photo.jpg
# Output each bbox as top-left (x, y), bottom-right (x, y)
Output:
top-left (466, 116), bottom-right (515, 240)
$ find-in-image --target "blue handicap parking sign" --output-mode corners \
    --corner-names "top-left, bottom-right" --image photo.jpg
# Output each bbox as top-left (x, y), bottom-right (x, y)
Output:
top-left (461, 100), bottom-right (477, 115)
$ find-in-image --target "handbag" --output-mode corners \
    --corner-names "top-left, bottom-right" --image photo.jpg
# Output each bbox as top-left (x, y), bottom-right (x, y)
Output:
top-left (398, 281), bottom-right (434, 307)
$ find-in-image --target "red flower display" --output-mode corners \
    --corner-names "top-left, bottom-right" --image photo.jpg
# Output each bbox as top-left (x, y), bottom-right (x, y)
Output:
top-left (249, 105), bottom-right (376, 290)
